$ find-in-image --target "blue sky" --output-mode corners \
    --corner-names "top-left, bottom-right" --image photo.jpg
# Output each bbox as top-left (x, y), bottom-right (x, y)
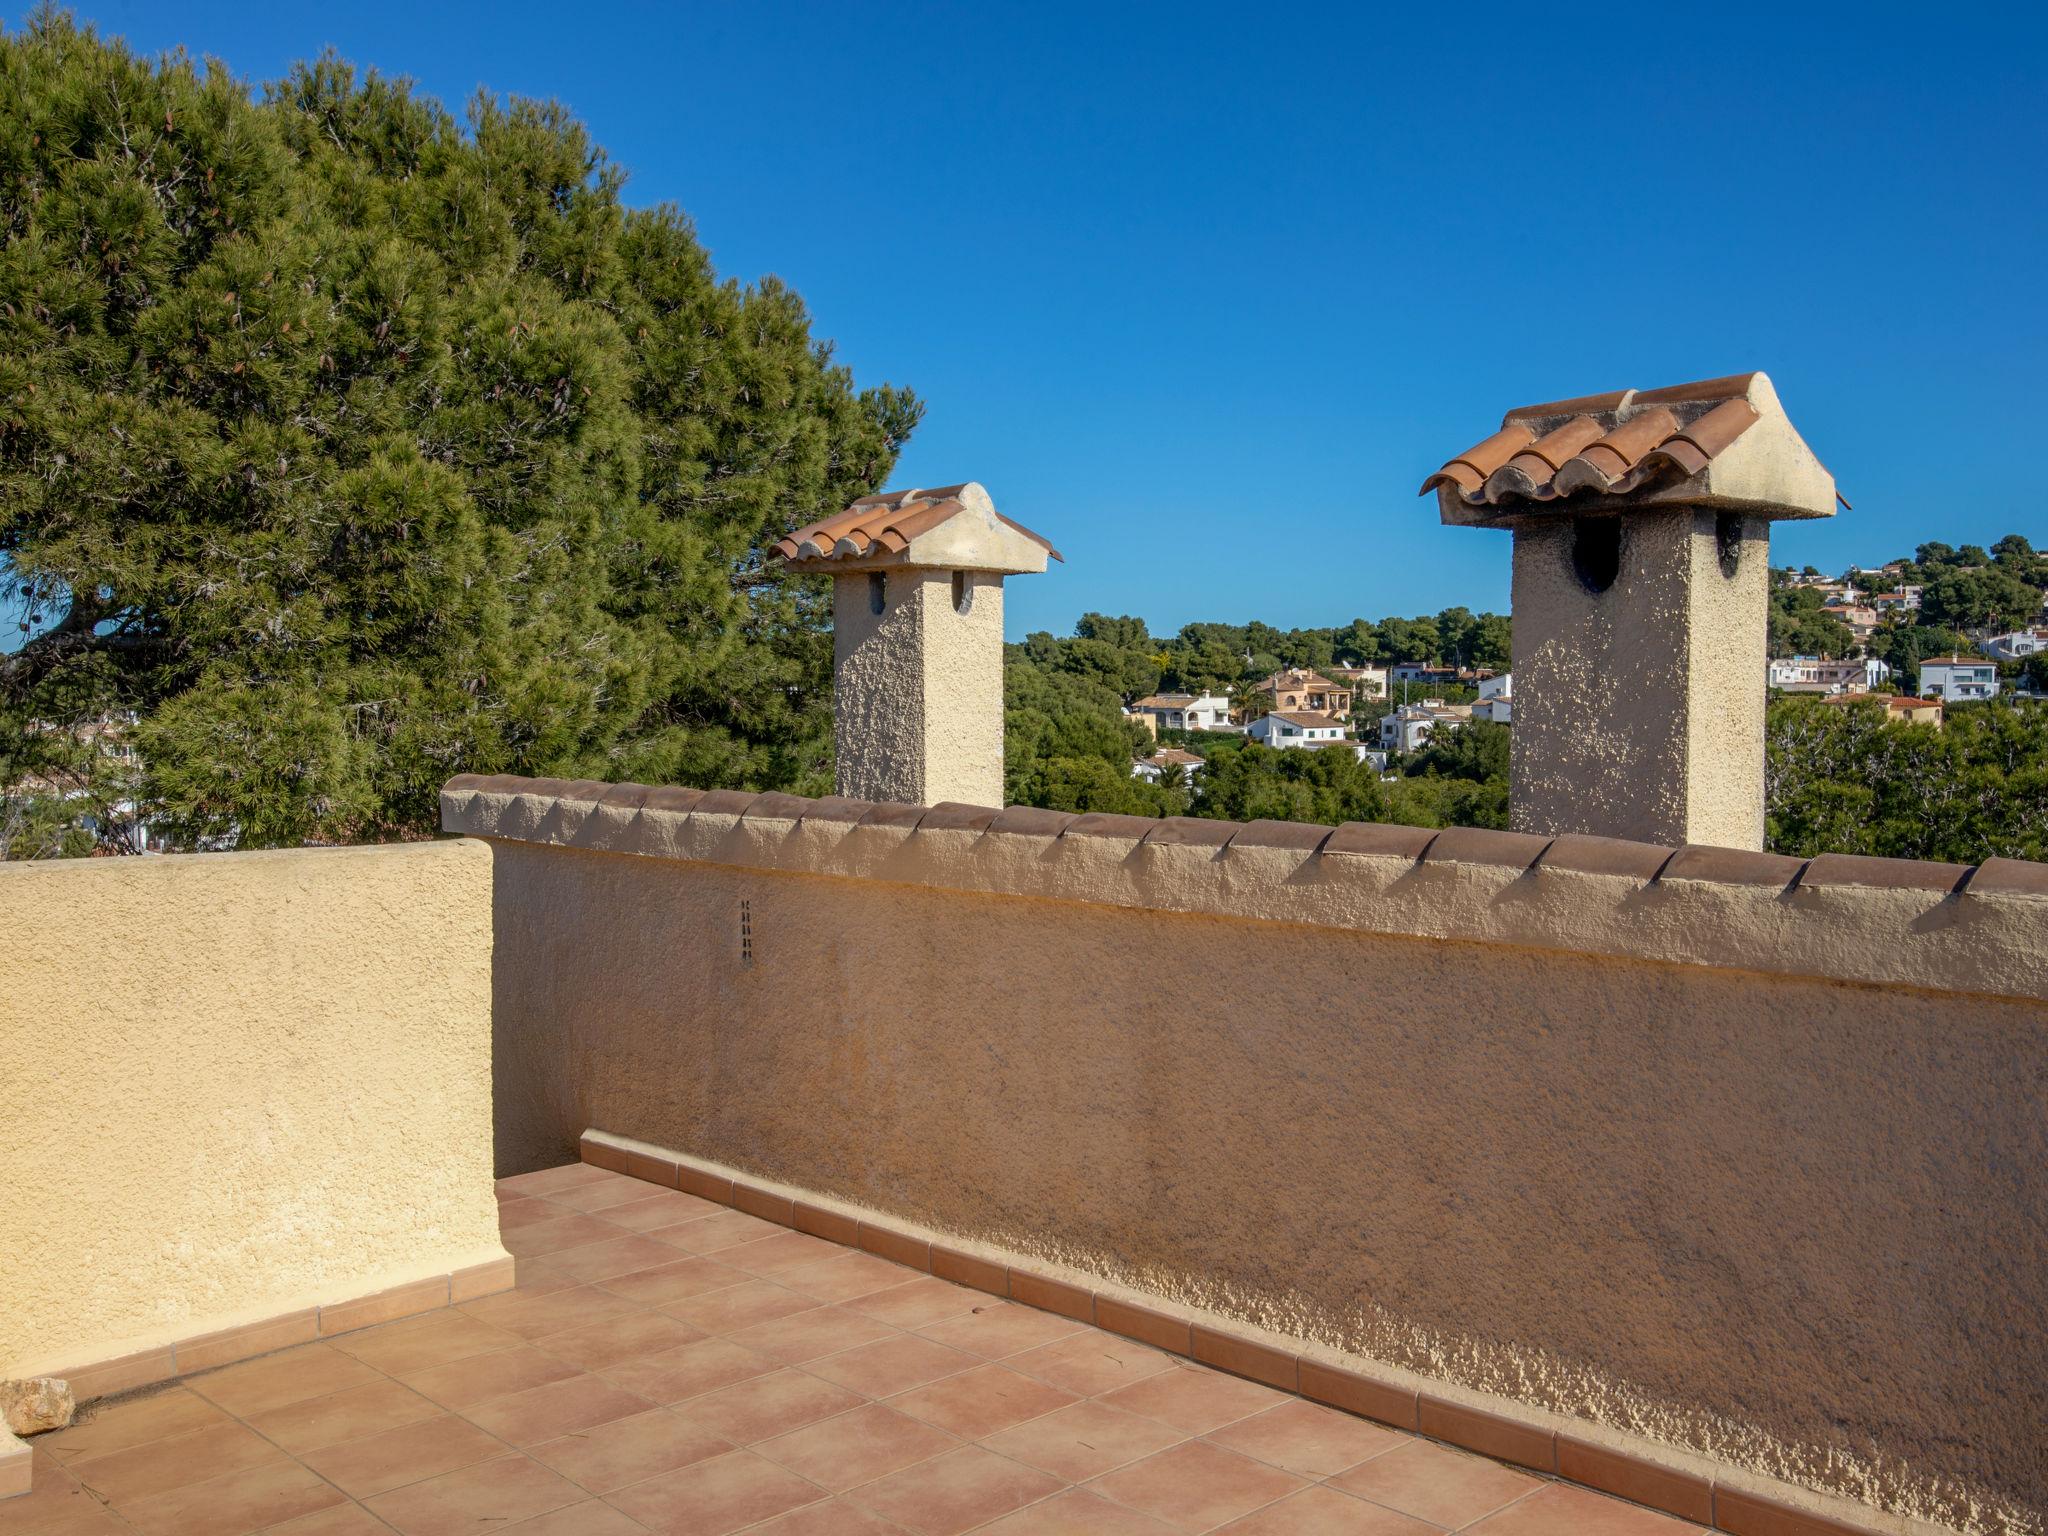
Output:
top-left (15, 1), bottom-right (2048, 641)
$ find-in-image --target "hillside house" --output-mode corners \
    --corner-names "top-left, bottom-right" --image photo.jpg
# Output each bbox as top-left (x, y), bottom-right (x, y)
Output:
top-left (1255, 669), bottom-right (1352, 717)
top-left (1824, 692), bottom-right (1945, 728)
top-left (1767, 655), bottom-right (1890, 693)
top-left (1380, 699), bottom-right (1468, 753)
top-left (1129, 690), bottom-right (1232, 732)
top-left (1980, 628), bottom-right (2048, 661)
top-left (1130, 746), bottom-right (1204, 786)
top-left (1247, 710), bottom-right (1349, 749)
top-left (1919, 656), bottom-right (2001, 702)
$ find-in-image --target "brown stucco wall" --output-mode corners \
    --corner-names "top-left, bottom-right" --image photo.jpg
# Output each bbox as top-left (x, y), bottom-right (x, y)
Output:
top-left (0, 841), bottom-right (506, 1381)
top-left (453, 783), bottom-right (2047, 1536)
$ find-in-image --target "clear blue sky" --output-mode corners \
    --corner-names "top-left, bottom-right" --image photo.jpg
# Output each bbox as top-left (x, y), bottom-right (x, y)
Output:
top-left (18, 1), bottom-right (2048, 641)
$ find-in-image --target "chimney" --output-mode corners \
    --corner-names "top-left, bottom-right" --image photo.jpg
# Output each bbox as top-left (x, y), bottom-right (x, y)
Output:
top-left (1422, 373), bottom-right (1839, 850)
top-left (772, 483), bottom-right (1060, 808)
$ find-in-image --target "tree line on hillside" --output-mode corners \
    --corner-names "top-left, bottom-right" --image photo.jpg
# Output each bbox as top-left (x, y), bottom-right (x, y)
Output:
top-left (1, 13), bottom-right (915, 853)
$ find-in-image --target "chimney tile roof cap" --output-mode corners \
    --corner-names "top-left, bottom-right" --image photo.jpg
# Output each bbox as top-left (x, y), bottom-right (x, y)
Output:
top-left (1423, 371), bottom-right (1840, 527)
top-left (773, 482), bottom-right (1061, 574)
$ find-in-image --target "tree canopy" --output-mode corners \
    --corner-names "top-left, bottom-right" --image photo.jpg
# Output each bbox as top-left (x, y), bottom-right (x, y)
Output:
top-left (1, 12), bottom-right (917, 849)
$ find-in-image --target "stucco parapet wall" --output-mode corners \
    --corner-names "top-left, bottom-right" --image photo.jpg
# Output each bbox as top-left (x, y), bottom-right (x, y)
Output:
top-left (440, 776), bottom-right (2048, 1005)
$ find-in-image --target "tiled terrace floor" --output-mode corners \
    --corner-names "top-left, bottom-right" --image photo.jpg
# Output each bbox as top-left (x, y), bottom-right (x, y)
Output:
top-left (6, 1163), bottom-right (1707, 1535)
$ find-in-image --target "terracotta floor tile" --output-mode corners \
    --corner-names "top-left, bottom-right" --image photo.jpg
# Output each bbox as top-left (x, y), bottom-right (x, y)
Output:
top-left (673, 1369), bottom-right (868, 1445)
top-left (982, 1399), bottom-right (1188, 1483)
top-left (465, 1282), bottom-right (650, 1339)
top-left (497, 1197), bottom-right (567, 1231)
top-left (718, 1230), bottom-right (847, 1278)
top-left (400, 1345), bottom-right (581, 1409)
top-left (743, 1496), bottom-right (911, 1533)
top-left (499, 1501), bottom-right (651, 1535)
top-left (529, 1407), bottom-right (732, 1493)
top-left (497, 1163), bottom-right (616, 1198)
top-left (602, 1191), bottom-right (726, 1232)
top-left (1088, 1440), bottom-right (1305, 1532)
top-left (603, 1448), bottom-right (825, 1535)
top-left (780, 1251), bottom-right (923, 1304)
top-left (1205, 1399), bottom-right (1408, 1479)
top-left (597, 1258), bottom-right (750, 1309)
top-left (520, 1234), bottom-right (683, 1286)
top-left (552, 1175), bottom-right (672, 1213)
top-left (263, 1502), bottom-right (400, 1535)
top-left (1006, 1329), bottom-right (1176, 1397)
top-left (0, 1456), bottom-right (126, 1535)
top-left (39, 1387), bottom-right (228, 1463)
top-left (655, 1210), bottom-right (786, 1255)
top-left (186, 1343), bottom-right (383, 1418)
top-left (298, 1413), bottom-right (505, 1500)
top-left (601, 1338), bottom-right (781, 1405)
top-left (808, 1334), bottom-right (979, 1399)
top-left (888, 1363), bottom-right (1076, 1440)
top-left (1464, 1482), bottom-right (1704, 1534)
top-left (848, 1277), bottom-right (986, 1330)
top-left (853, 1445), bottom-right (1062, 1536)
top-left (68, 1420), bottom-right (285, 1506)
top-left (117, 1458), bottom-right (343, 1536)
top-left (245, 1377), bottom-right (442, 1454)
top-left (534, 1309), bottom-right (705, 1371)
top-left (331, 1309), bottom-right (524, 1375)
top-left (462, 1373), bottom-right (654, 1447)
top-left (976, 1489), bottom-right (1181, 1534)
top-left (1098, 1364), bottom-right (1290, 1435)
top-left (756, 1402), bottom-right (958, 1492)
top-left (726, 1305), bottom-right (899, 1365)
top-left (662, 1281), bottom-right (819, 1336)
top-left (503, 1211), bottom-right (633, 1258)
top-left (1328, 1440), bottom-right (1542, 1529)
top-left (917, 1304), bottom-right (1087, 1362)
top-left (1213, 1483), bottom-right (1446, 1534)
top-left (365, 1452), bottom-right (583, 1536)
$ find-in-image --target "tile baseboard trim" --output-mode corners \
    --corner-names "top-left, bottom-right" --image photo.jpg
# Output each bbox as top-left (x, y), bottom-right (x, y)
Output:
top-left (578, 1127), bottom-right (1958, 1536)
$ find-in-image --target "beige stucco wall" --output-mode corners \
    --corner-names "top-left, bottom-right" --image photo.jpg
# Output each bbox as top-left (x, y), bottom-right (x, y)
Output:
top-left (0, 840), bottom-right (506, 1380)
top-left (832, 568), bottom-right (1005, 808)
top-left (1511, 508), bottom-right (1768, 849)
top-left (454, 787), bottom-right (2046, 1536)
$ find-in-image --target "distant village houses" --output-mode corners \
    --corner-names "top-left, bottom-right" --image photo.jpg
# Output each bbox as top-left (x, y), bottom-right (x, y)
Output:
top-left (1130, 747), bottom-right (1204, 786)
top-left (1824, 692), bottom-right (1944, 729)
top-left (1127, 690), bottom-right (1232, 733)
top-left (1918, 656), bottom-right (2001, 703)
top-left (1980, 628), bottom-right (2048, 661)
top-left (1247, 711), bottom-right (1349, 749)
top-left (1255, 669), bottom-right (1351, 717)
top-left (1766, 656), bottom-right (1891, 694)
top-left (1380, 700), bottom-right (1469, 754)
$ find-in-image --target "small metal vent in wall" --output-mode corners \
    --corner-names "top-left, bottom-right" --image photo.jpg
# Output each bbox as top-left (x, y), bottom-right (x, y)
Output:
top-left (739, 898), bottom-right (753, 967)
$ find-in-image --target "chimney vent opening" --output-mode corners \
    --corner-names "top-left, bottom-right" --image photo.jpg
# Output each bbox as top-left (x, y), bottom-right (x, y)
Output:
top-left (868, 572), bottom-right (886, 615)
top-left (1716, 512), bottom-right (1744, 578)
top-left (952, 571), bottom-right (971, 613)
top-left (1570, 516), bottom-right (1622, 595)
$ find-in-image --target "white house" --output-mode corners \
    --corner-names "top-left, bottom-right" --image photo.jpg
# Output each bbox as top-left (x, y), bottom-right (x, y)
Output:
top-left (1128, 691), bottom-right (1232, 732)
top-left (1380, 701), bottom-right (1467, 754)
top-left (1248, 711), bottom-right (1348, 749)
top-left (1980, 629), bottom-right (2048, 661)
top-left (1918, 656), bottom-right (2001, 703)
top-left (1767, 656), bottom-right (1890, 693)
top-left (1472, 672), bottom-right (1512, 723)
top-left (1131, 747), bottom-right (1204, 786)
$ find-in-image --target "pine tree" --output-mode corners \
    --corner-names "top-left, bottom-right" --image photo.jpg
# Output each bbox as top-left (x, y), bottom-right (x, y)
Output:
top-left (0, 11), bottom-right (919, 850)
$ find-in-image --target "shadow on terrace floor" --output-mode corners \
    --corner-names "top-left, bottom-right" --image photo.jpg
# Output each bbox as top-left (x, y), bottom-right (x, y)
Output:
top-left (7, 1163), bottom-right (1703, 1535)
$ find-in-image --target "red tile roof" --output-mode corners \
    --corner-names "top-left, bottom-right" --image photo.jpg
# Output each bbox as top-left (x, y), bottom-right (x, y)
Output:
top-left (772, 485), bottom-right (1062, 565)
top-left (1422, 374), bottom-right (1770, 509)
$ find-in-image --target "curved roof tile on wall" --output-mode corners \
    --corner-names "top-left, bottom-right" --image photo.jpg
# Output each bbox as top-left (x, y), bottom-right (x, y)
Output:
top-left (772, 485), bottom-right (1063, 565)
top-left (1420, 373), bottom-right (1766, 509)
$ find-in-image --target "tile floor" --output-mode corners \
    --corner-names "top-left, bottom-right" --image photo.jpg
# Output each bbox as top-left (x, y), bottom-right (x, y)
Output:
top-left (3, 1162), bottom-right (1708, 1535)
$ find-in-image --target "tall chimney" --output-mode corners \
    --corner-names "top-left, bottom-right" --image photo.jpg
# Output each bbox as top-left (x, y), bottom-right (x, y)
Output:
top-left (772, 483), bottom-right (1060, 808)
top-left (1422, 373), bottom-right (1839, 850)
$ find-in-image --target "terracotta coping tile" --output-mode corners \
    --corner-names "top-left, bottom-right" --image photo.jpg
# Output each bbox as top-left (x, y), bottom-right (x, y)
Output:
top-left (691, 789), bottom-right (760, 817)
top-left (1142, 817), bottom-right (1237, 848)
top-left (1634, 372), bottom-right (1761, 405)
top-left (918, 802), bottom-right (1000, 833)
top-left (678, 1165), bottom-right (735, 1205)
top-left (1797, 852), bottom-right (1967, 894)
top-left (596, 783), bottom-right (654, 809)
top-left (1556, 1434), bottom-right (1713, 1525)
top-left (858, 1223), bottom-right (931, 1271)
top-left (1062, 812), bottom-right (1159, 840)
top-left (800, 796), bottom-right (876, 825)
top-left (792, 1202), bottom-right (860, 1247)
top-left (988, 806), bottom-right (1077, 837)
top-left (1007, 1271), bottom-right (1094, 1322)
top-left (1228, 820), bottom-right (1331, 852)
top-left (1422, 826), bottom-right (1551, 871)
top-left (1297, 1360), bottom-right (1418, 1430)
top-left (640, 785), bottom-right (706, 814)
top-left (1418, 1394), bottom-right (1556, 1471)
top-left (1964, 855), bottom-right (2048, 897)
top-left (857, 801), bottom-right (928, 829)
top-left (1323, 822), bottom-right (1436, 860)
top-left (1713, 1485), bottom-right (1876, 1536)
top-left (1658, 845), bottom-right (1807, 887)
top-left (1096, 1297), bottom-right (1192, 1356)
top-left (1191, 1327), bottom-right (1297, 1391)
top-left (442, 772), bottom-right (491, 794)
top-left (742, 792), bottom-right (814, 822)
top-left (552, 779), bottom-right (613, 803)
top-left (731, 1184), bottom-right (795, 1225)
top-left (1536, 834), bottom-right (1674, 880)
top-left (930, 1247), bottom-right (1009, 1296)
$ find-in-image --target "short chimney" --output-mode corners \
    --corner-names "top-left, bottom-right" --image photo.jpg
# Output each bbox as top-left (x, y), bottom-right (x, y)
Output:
top-left (772, 483), bottom-right (1060, 808)
top-left (1422, 373), bottom-right (1839, 850)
